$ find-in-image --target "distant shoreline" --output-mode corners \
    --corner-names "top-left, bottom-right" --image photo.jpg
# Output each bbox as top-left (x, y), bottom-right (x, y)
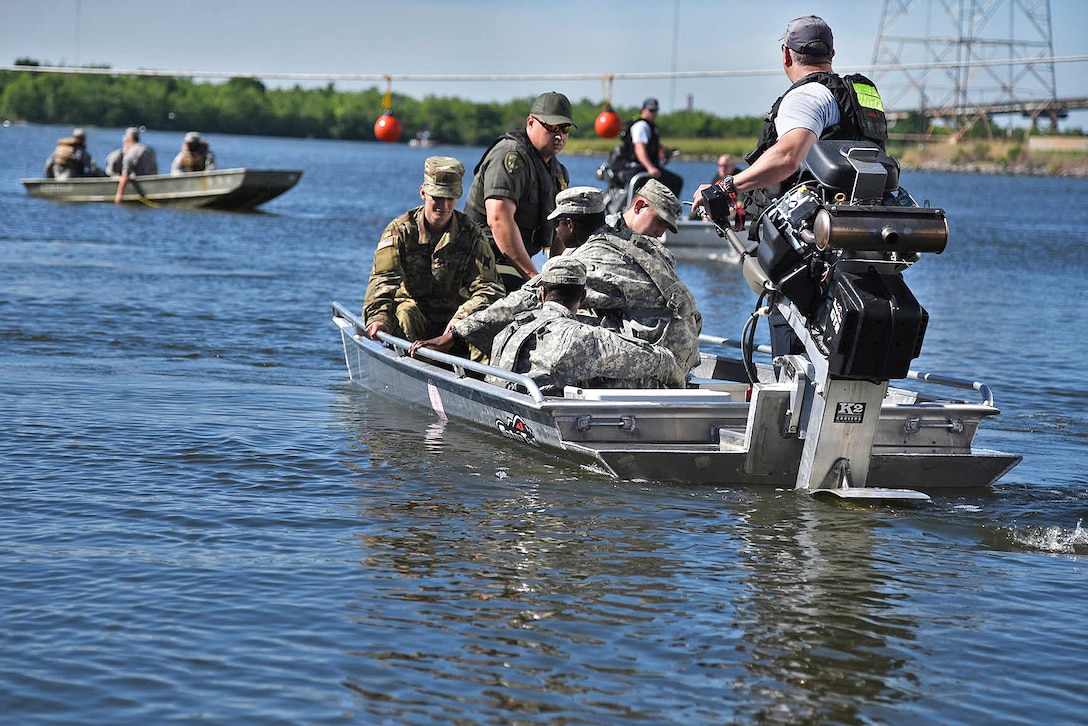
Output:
top-left (568, 136), bottom-right (1088, 179)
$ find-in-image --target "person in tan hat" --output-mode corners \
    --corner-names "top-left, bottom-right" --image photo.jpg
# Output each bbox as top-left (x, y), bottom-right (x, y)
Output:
top-left (463, 91), bottom-right (575, 292)
top-left (484, 256), bottom-right (686, 394)
top-left (170, 131), bottom-right (217, 174)
top-left (547, 186), bottom-right (608, 252)
top-left (113, 127), bottom-right (159, 203)
top-left (411, 181), bottom-right (702, 381)
top-left (43, 127), bottom-right (102, 179)
top-left (363, 156), bottom-right (505, 362)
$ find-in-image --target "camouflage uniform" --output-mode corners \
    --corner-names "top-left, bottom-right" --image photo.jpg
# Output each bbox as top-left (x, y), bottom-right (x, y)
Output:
top-left (43, 136), bottom-right (98, 179)
top-left (486, 300), bottom-right (686, 394)
top-left (363, 207), bottom-right (504, 361)
top-left (453, 219), bottom-right (703, 374)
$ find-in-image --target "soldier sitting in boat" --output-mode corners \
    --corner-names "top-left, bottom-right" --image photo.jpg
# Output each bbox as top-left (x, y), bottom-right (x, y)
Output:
top-left (410, 182), bottom-right (700, 385)
top-left (112, 127), bottom-right (159, 203)
top-left (43, 128), bottom-right (103, 179)
top-left (170, 132), bottom-right (217, 174)
top-left (485, 257), bottom-right (685, 393)
top-left (363, 156), bottom-right (506, 363)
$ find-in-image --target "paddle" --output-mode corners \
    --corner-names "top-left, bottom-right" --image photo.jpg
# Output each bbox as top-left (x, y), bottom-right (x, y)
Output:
top-left (129, 177), bottom-right (159, 207)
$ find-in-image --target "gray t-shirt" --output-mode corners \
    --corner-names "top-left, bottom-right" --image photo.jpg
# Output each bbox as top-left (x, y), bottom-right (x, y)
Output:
top-left (775, 82), bottom-right (839, 138)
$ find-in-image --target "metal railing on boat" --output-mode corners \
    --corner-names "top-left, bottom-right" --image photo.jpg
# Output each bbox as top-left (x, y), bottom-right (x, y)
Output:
top-left (698, 333), bottom-right (995, 407)
top-left (332, 302), bottom-right (547, 404)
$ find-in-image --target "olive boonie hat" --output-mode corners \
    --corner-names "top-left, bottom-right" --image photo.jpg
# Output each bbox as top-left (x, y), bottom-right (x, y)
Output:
top-left (636, 178), bottom-right (681, 233)
top-left (547, 186), bottom-right (605, 220)
top-left (530, 91), bottom-right (577, 127)
top-left (539, 256), bottom-right (587, 286)
top-left (781, 15), bottom-right (834, 56)
top-left (422, 156), bottom-right (465, 198)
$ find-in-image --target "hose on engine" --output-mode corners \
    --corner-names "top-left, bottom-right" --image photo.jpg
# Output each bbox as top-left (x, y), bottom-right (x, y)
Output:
top-left (741, 290), bottom-right (769, 385)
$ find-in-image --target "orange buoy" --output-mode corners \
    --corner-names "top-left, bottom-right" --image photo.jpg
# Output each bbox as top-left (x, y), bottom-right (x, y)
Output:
top-left (374, 109), bottom-right (401, 143)
top-left (595, 105), bottom-right (622, 138)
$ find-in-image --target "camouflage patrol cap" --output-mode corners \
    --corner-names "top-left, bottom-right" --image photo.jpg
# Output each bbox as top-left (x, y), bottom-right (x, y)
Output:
top-left (422, 156), bottom-right (465, 198)
top-left (72, 128), bottom-right (86, 139)
top-left (635, 178), bottom-right (681, 233)
top-left (184, 131), bottom-right (203, 144)
top-left (539, 256), bottom-right (587, 286)
top-left (530, 91), bottom-right (577, 127)
top-left (547, 186), bottom-right (605, 220)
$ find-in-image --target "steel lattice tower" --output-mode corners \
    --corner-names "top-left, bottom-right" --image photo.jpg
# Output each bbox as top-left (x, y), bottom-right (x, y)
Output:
top-left (871, 0), bottom-right (1058, 137)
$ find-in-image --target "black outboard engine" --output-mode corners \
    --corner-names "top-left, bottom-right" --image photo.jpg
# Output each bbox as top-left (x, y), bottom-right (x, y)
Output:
top-left (703, 141), bottom-right (952, 497)
top-left (710, 140), bottom-right (949, 381)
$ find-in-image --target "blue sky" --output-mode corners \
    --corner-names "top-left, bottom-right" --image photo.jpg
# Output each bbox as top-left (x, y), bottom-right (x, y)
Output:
top-left (3, 0), bottom-right (1087, 127)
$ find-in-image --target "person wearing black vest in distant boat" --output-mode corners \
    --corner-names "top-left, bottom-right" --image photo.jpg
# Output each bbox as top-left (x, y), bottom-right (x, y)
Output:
top-left (622, 97), bottom-right (684, 200)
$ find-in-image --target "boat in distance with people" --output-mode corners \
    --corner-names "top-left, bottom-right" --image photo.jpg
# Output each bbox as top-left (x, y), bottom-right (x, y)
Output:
top-left (22, 168), bottom-right (303, 210)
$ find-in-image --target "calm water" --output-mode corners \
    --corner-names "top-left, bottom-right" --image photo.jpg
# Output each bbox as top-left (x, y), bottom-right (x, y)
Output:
top-left (2, 123), bottom-right (1087, 724)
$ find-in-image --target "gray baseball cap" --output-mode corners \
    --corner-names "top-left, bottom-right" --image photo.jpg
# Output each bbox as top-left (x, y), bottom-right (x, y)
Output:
top-left (539, 256), bottom-right (587, 286)
top-left (781, 15), bottom-right (833, 56)
top-left (547, 186), bottom-right (605, 220)
top-left (636, 179), bottom-right (681, 233)
top-left (422, 156), bottom-right (465, 198)
top-left (642, 97), bottom-right (659, 111)
top-left (530, 91), bottom-right (576, 127)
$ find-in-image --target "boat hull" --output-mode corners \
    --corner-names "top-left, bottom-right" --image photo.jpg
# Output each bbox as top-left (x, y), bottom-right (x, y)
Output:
top-left (21, 168), bottom-right (302, 210)
top-left (665, 219), bottom-right (742, 262)
top-left (333, 303), bottom-right (1020, 490)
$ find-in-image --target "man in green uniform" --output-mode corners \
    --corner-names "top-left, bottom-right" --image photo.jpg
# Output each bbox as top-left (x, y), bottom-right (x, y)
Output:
top-left (363, 156), bottom-right (505, 362)
top-left (464, 91), bottom-right (573, 291)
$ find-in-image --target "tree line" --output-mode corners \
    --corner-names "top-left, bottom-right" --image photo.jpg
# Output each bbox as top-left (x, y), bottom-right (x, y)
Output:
top-left (1, 60), bottom-right (763, 145)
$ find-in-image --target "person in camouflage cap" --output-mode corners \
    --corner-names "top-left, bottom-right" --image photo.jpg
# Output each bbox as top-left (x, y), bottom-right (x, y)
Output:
top-left (464, 91), bottom-right (574, 292)
top-left (485, 257), bottom-right (686, 394)
top-left (411, 182), bottom-right (701, 384)
top-left (363, 156), bottom-right (505, 363)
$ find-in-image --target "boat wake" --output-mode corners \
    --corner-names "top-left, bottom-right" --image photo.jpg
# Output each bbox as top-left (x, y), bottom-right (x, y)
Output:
top-left (1002, 519), bottom-right (1088, 554)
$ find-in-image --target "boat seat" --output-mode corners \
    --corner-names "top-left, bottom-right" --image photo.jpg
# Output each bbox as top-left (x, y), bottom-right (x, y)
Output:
top-left (563, 386), bottom-right (732, 403)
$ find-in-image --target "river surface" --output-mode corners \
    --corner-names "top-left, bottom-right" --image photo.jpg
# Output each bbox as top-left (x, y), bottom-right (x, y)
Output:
top-left (2, 123), bottom-right (1087, 724)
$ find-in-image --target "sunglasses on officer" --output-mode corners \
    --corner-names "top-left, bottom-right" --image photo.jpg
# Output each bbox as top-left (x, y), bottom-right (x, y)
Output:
top-left (532, 117), bottom-right (573, 135)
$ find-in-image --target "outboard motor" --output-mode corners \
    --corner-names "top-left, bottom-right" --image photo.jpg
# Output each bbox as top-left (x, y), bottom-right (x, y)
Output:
top-left (708, 140), bottom-right (948, 381)
top-left (703, 140), bottom-right (950, 498)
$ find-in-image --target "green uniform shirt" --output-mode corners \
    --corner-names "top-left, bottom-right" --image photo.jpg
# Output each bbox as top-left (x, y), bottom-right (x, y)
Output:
top-left (465, 133), bottom-right (570, 258)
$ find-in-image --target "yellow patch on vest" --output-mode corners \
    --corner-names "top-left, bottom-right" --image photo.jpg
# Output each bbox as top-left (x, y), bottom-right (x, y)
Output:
top-left (853, 82), bottom-right (884, 112)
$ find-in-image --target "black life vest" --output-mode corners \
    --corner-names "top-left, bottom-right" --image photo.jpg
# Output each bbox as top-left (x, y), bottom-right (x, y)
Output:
top-left (744, 72), bottom-right (888, 217)
top-left (618, 117), bottom-right (660, 168)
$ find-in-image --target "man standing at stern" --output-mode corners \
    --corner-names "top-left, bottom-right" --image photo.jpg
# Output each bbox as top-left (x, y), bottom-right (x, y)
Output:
top-left (363, 156), bottom-right (505, 363)
top-left (692, 14), bottom-right (888, 354)
top-left (464, 91), bottom-right (573, 292)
